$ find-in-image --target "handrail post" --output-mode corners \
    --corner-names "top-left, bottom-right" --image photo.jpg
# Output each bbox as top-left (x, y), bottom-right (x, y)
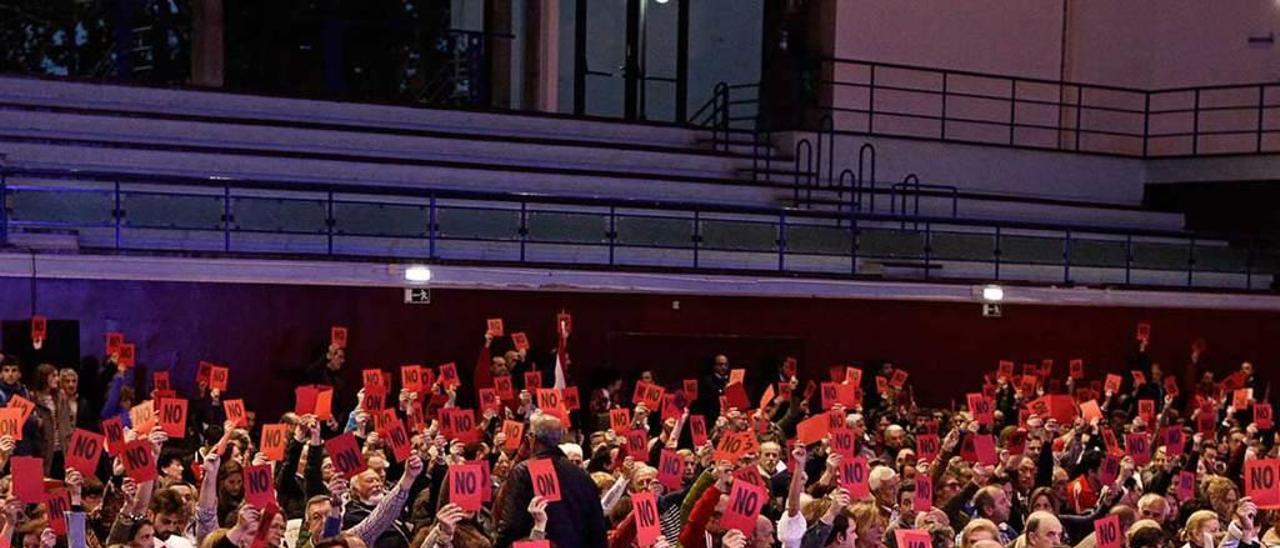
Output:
top-left (1187, 237), bottom-right (1196, 287)
top-left (1124, 235), bottom-right (1133, 285)
top-left (1192, 89), bottom-right (1201, 155)
top-left (1009, 79), bottom-right (1017, 145)
top-left (1075, 86), bottom-right (1083, 151)
top-left (326, 190), bottom-right (335, 256)
top-left (223, 181), bottom-right (231, 252)
top-left (428, 193), bottom-right (437, 259)
top-left (692, 209), bottom-right (701, 268)
top-left (993, 226), bottom-right (1002, 281)
top-left (777, 211), bottom-right (787, 272)
top-left (114, 180), bottom-right (122, 250)
top-left (1063, 230), bottom-right (1072, 284)
top-left (940, 71), bottom-right (948, 139)
top-left (519, 201), bottom-right (528, 262)
top-left (608, 206), bottom-right (617, 266)
top-left (1258, 84), bottom-right (1266, 154)
top-left (0, 165), bottom-right (8, 248)
top-left (868, 64), bottom-right (876, 133)
top-left (1142, 92), bottom-right (1151, 157)
top-left (923, 223), bottom-right (932, 280)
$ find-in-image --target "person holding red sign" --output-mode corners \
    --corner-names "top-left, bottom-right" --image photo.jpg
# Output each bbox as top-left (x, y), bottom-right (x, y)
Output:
top-left (495, 413), bottom-right (607, 547)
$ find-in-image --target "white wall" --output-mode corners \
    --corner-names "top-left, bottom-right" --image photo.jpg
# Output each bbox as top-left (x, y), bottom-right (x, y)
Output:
top-left (831, 0), bottom-right (1280, 88)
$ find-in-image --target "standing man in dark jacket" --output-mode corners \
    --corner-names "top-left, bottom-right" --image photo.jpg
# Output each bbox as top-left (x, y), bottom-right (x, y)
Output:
top-left (494, 413), bottom-right (607, 547)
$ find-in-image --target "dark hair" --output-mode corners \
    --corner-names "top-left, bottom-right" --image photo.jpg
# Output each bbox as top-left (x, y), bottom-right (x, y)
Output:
top-left (824, 514), bottom-right (852, 546)
top-left (149, 487), bottom-right (186, 516)
top-left (31, 363), bottom-right (57, 392)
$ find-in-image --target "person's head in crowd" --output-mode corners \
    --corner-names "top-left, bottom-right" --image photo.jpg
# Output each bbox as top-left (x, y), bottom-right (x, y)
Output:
top-left (219, 459), bottom-right (244, 500)
top-left (1127, 519), bottom-right (1167, 548)
top-left (352, 468), bottom-right (387, 505)
top-left (679, 448), bottom-right (698, 482)
top-left (59, 367), bottom-right (79, 397)
top-left (326, 345), bottom-right (345, 371)
top-left (158, 452), bottom-right (186, 485)
top-left (1076, 449), bottom-right (1103, 486)
top-left (883, 424), bottom-right (907, 450)
top-left (16, 518), bottom-right (49, 548)
top-left (490, 354), bottom-right (509, 377)
top-left (1242, 361), bottom-right (1255, 377)
top-left (973, 485), bottom-right (1010, 524)
top-left (937, 473), bottom-right (963, 505)
top-left (758, 441), bottom-right (781, 474)
top-left (1183, 509), bottom-right (1220, 548)
top-left (559, 442), bottom-right (584, 467)
top-left (851, 500), bottom-right (886, 548)
top-left (970, 541), bottom-right (1002, 548)
top-left (639, 370), bottom-right (654, 384)
top-left (1028, 486), bottom-right (1059, 514)
top-left (1112, 505), bottom-right (1138, 537)
top-left (503, 349), bottom-right (522, 367)
top-left (629, 464), bottom-right (661, 496)
top-left (847, 413), bottom-right (867, 438)
top-left (1204, 475), bottom-right (1238, 522)
top-left (30, 362), bottom-right (58, 396)
top-left (960, 518), bottom-right (999, 548)
top-left (365, 452), bottom-right (388, 482)
top-left (1137, 493), bottom-right (1169, 525)
top-left (529, 413), bottom-right (565, 452)
top-left (0, 358), bottom-right (21, 387)
top-left (752, 514), bottom-right (776, 548)
top-left (118, 385), bottom-right (136, 413)
top-left (125, 517), bottom-right (155, 548)
top-left (149, 487), bottom-right (190, 541)
top-left (895, 484), bottom-right (917, 525)
top-left (869, 465), bottom-right (899, 508)
top-left (1023, 511), bottom-right (1063, 548)
top-left (305, 494), bottom-right (333, 538)
top-left (713, 354), bottom-right (729, 377)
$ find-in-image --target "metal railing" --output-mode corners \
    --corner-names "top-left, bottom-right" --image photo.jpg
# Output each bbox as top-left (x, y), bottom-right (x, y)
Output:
top-left (813, 57), bottom-right (1280, 157)
top-left (0, 167), bottom-right (1273, 290)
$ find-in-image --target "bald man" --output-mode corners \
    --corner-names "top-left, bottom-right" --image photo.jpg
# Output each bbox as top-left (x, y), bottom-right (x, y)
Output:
top-left (1024, 511), bottom-right (1063, 548)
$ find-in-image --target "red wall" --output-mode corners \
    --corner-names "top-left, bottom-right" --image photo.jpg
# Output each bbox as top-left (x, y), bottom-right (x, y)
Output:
top-left (2, 277), bottom-right (1278, 417)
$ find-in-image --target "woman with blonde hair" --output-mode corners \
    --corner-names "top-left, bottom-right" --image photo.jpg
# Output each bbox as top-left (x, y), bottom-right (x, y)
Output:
top-left (958, 519), bottom-right (1000, 548)
top-left (1182, 509), bottom-right (1221, 548)
top-left (851, 501), bottom-right (888, 548)
top-left (1204, 476), bottom-right (1239, 524)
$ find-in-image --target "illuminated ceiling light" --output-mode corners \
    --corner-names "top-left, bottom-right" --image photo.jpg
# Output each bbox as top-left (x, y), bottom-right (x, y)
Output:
top-left (404, 264), bottom-right (432, 283)
top-left (982, 284), bottom-right (1004, 302)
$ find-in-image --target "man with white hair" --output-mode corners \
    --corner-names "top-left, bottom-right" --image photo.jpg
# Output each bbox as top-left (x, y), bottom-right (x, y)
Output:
top-left (559, 442), bottom-right (584, 468)
top-left (495, 413), bottom-right (608, 546)
top-left (869, 465), bottom-right (900, 523)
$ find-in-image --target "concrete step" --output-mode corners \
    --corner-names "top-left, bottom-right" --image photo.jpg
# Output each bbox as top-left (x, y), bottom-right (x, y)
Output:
top-left (0, 110), bottom-right (755, 180)
top-left (0, 75), bottom-right (702, 148)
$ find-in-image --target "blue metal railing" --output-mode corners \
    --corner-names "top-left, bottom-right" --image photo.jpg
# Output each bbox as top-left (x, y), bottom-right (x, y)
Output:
top-left (0, 166), bottom-right (1273, 290)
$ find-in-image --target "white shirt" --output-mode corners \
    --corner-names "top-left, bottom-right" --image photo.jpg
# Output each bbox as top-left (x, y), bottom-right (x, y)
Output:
top-left (777, 512), bottom-right (808, 548)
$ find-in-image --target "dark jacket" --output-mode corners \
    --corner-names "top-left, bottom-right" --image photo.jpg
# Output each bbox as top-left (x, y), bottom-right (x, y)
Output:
top-left (494, 446), bottom-right (607, 548)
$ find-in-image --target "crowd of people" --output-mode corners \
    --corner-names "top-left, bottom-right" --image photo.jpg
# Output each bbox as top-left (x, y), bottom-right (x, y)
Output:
top-left (0, 318), bottom-right (1273, 548)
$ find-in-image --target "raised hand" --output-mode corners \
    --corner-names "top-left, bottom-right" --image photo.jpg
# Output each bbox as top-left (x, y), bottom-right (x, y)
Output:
top-left (528, 496), bottom-right (549, 529)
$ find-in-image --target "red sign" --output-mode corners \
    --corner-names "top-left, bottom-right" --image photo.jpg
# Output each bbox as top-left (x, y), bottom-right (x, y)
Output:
top-left (998, 360), bottom-right (1015, 379)
top-left (1095, 515), bottom-right (1123, 548)
top-left (830, 428), bottom-right (856, 458)
top-left (820, 382), bottom-right (838, 410)
top-left (535, 388), bottom-right (562, 411)
top-left (130, 401), bottom-right (156, 434)
top-left (914, 476), bottom-right (933, 511)
top-left (840, 456), bottom-right (870, 498)
top-left (689, 415), bottom-right (708, 447)
top-left (325, 433), bottom-right (367, 479)
top-left (1177, 470), bottom-right (1196, 500)
top-left (626, 429), bottom-right (649, 463)
top-left (796, 414), bottom-right (830, 445)
top-left (1104, 374), bottom-right (1122, 394)
top-left (12, 457), bottom-right (44, 502)
top-left (609, 408), bottom-right (631, 435)
top-left (486, 318), bottom-right (505, 337)
top-left (439, 362), bottom-right (460, 388)
top-left (66, 428), bottom-right (104, 476)
top-left (1164, 427), bottom-right (1184, 457)
top-left (511, 332), bottom-right (530, 351)
top-left (1069, 359), bottom-right (1084, 379)
top-left (967, 393), bottom-right (994, 426)
top-left (1245, 459), bottom-right (1280, 509)
top-left (331, 326), bottom-right (348, 349)
top-left (973, 435), bottom-right (997, 466)
top-left (524, 371), bottom-right (543, 390)
top-left (101, 417), bottom-right (125, 454)
top-left (46, 489), bottom-right (69, 535)
top-left (121, 440), bottom-right (157, 482)
top-left (244, 464), bottom-right (277, 508)
top-left (562, 386), bottom-right (581, 410)
top-left (260, 424), bottom-right (288, 461)
top-left (158, 398), bottom-right (187, 438)
top-left (657, 449), bottom-right (683, 490)
top-left (439, 408), bottom-right (477, 442)
top-left (494, 375), bottom-right (515, 400)
top-left (209, 366), bottom-right (230, 391)
top-left (152, 371), bottom-right (171, 392)
top-left (502, 420), bottom-right (525, 450)
top-left (529, 458), bottom-right (562, 502)
top-left (632, 490), bottom-right (662, 547)
top-left (118, 343), bottom-right (136, 368)
top-left (383, 417), bottom-right (412, 462)
top-left (720, 480), bottom-right (767, 533)
top-left (450, 464), bottom-right (484, 511)
top-left (1126, 433), bottom-right (1151, 466)
top-left (401, 365), bottom-right (424, 392)
top-left (1136, 322), bottom-right (1151, 342)
top-left (683, 379), bottom-right (698, 401)
top-left (106, 332), bottom-right (125, 354)
top-left (224, 399), bottom-right (248, 428)
top-left (1257, 403), bottom-right (1274, 429)
top-left (8, 395), bottom-right (35, 426)
top-left (917, 434), bottom-right (940, 463)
